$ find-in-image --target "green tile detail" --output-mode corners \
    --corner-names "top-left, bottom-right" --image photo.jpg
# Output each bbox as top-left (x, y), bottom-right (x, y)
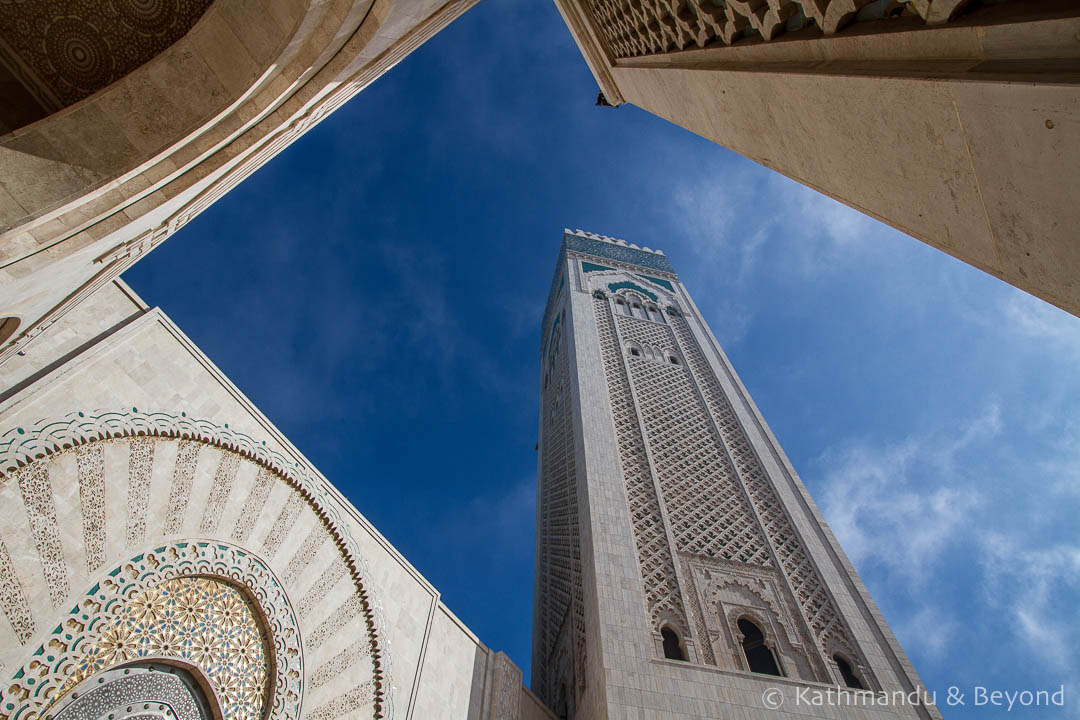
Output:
top-left (637, 274), bottom-right (674, 291)
top-left (608, 281), bottom-right (658, 301)
top-left (582, 261), bottom-right (613, 273)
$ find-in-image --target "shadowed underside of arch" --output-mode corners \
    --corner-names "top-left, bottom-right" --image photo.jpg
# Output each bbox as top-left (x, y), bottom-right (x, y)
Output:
top-left (0, 0), bottom-right (215, 133)
top-left (0, 0), bottom-right (478, 368)
top-left (53, 662), bottom-right (219, 720)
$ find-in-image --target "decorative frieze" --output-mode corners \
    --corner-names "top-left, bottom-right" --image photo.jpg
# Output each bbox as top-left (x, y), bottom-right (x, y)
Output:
top-left (126, 437), bottom-right (155, 547)
top-left (307, 683), bottom-right (376, 720)
top-left (0, 410), bottom-right (394, 718)
top-left (309, 593), bottom-right (367, 650)
top-left (75, 443), bottom-right (106, 573)
top-left (200, 452), bottom-right (240, 534)
top-left (232, 466), bottom-right (275, 544)
top-left (262, 493), bottom-right (305, 559)
top-left (0, 538), bottom-right (33, 643)
top-left (583, 0), bottom-right (1009, 59)
top-left (17, 462), bottom-right (68, 606)
top-left (163, 440), bottom-right (201, 535)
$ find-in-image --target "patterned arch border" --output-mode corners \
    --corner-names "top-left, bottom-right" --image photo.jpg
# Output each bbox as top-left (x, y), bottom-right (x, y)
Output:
top-left (0, 541), bottom-right (300, 720)
top-left (0, 410), bottom-right (393, 718)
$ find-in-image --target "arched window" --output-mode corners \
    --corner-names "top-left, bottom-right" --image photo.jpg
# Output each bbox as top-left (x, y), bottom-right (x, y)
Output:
top-left (614, 296), bottom-right (629, 316)
top-left (667, 353), bottom-right (681, 365)
top-left (834, 655), bottom-right (864, 689)
top-left (738, 618), bottom-right (782, 676)
top-left (630, 347), bottom-right (641, 357)
top-left (555, 682), bottom-right (569, 720)
top-left (647, 304), bottom-right (664, 323)
top-left (661, 626), bottom-right (686, 661)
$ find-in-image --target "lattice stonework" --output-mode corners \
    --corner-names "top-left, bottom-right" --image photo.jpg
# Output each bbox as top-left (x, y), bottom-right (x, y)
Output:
top-left (668, 313), bottom-right (857, 657)
top-left (535, 298), bottom-right (587, 708)
top-left (584, 0), bottom-right (1009, 59)
top-left (593, 295), bottom-right (689, 635)
top-left (617, 314), bottom-right (771, 566)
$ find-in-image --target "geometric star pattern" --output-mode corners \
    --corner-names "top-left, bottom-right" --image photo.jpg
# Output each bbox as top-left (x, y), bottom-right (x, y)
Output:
top-left (71, 577), bottom-right (269, 720)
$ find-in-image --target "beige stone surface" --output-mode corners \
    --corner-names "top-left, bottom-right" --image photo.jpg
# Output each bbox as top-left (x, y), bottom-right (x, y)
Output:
top-left (0, 0), bottom-right (480, 369)
top-left (0, 280), bottom-right (538, 719)
top-left (557, 1), bottom-right (1080, 315)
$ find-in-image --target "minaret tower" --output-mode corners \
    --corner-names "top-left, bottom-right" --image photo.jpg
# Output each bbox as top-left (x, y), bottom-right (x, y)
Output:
top-left (532, 230), bottom-right (939, 719)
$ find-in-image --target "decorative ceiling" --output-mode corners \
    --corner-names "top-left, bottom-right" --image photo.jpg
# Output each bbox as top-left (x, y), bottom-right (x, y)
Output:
top-left (0, 0), bottom-right (214, 117)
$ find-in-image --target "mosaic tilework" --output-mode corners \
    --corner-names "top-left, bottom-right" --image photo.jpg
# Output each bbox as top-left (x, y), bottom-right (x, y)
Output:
top-left (0, 542), bottom-right (301, 720)
top-left (542, 231), bottom-right (676, 350)
top-left (564, 232), bottom-right (673, 273)
top-left (0, 411), bottom-right (392, 717)
top-left (608, 281), bottom-right (657, 302)
top-left (637, 274), bottom-right (674, 292)
top-left (78, 576), bottom-right (269, 720)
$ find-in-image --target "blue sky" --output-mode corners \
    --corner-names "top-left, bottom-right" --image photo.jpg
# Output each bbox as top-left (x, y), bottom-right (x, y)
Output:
top-left (125, 1), bottom-right (1080, 716)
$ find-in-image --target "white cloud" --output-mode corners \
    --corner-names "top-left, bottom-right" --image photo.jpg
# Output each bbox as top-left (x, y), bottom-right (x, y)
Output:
top-left (978, 532), bottom-right (1080, 676)
top-left (896, 606), bottom-right (959, 662)
top-left (816, 407), bottom-right (995, 586)
top-left (667, 166), bottom-right (904, 348)
top-left (670, 176), bottom-right (756, 277)
top-left (816, 401), bottom-right (1080, 701)
top-left (1041, 421), bottom-right (1080, 498)
top-left (1003, 291), bottom-right (1080, 362)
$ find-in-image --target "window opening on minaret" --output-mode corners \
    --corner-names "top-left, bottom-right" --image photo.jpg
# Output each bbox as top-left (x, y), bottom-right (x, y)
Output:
top-left (738, 618), bottom-right (782, 676)
top-left (630, 347), bottom-right (641, 357)
top-left (661, 626), bottom-right (686, 661)
top-left (834, 654), bottom-right (864, 689)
